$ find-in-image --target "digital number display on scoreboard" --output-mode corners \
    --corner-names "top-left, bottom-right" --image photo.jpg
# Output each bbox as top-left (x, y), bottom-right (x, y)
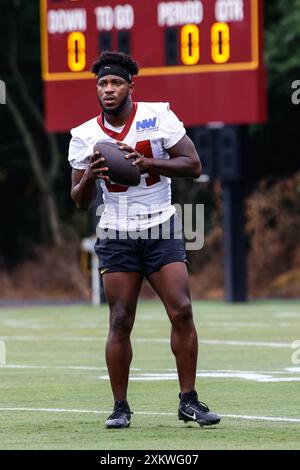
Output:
top-left (40, 0), bottom-right (266, 132)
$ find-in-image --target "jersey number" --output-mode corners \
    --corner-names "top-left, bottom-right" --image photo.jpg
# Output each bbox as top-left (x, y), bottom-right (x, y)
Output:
top-left (105, 140), bottom-right (161, 192)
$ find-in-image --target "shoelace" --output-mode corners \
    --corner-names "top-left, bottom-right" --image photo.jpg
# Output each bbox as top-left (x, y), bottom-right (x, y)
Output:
top-left (185, 400), bottom-right (210, 412)
top-left (196, 401), bottom-right (210, 412)
top-left (108, 406), bottom-right (133, 420)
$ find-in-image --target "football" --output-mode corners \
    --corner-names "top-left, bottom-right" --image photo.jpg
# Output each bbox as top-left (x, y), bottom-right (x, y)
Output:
top-left (93, 141), bottom-right (141, 187)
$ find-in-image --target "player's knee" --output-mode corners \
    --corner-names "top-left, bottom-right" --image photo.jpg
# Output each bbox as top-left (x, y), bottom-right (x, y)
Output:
top-left (170, 300), bottom-right (193, 328)
top-left (110, 309), bottom-right (132, 336)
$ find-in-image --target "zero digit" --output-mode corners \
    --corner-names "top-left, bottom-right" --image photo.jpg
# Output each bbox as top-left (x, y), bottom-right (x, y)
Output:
top-left (67, 31), bottom-right (86, 72)
top-left (211, 22), bottom-right (230, 64)
top-left (181, 24), bottom-right (200, 65)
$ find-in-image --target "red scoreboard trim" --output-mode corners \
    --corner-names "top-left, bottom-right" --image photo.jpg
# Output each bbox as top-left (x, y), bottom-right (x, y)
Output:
top-left (41, 0), bottom-right (260, 81)
top-left (40, 0), bottom-right (267, 131)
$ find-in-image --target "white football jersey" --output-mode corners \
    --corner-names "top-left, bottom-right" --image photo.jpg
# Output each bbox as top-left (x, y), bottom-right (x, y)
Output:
top-left (68, 102), bottom-right (186, 231)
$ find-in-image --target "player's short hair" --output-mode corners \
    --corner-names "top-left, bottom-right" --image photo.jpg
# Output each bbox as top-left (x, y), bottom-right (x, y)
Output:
top-left (91, 51), bottom-right (139, 78)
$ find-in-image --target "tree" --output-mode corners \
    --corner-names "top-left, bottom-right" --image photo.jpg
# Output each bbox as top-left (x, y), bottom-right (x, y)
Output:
top-left (248, 0), bottom-right (300, 184)
top-left (1, 0), bottom-right (62, 247)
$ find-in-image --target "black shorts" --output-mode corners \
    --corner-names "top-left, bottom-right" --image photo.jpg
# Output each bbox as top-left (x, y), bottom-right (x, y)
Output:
top-left (94, 215), bottom-right (187, 276)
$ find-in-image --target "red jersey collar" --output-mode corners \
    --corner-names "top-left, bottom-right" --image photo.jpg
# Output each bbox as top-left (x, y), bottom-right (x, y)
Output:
top-left (97, 102), bottom-right (138, 140)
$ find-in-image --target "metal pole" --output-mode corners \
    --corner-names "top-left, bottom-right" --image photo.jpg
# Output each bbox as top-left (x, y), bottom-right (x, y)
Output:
top-left (222, 180), bottom-right (247, 302)
top-left (188, 124), bottom-right (248, 302)
top-left (219, 126), bottom-right (247, 302)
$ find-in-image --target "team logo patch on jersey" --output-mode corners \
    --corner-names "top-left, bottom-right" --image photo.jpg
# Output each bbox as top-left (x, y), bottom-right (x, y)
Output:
top-left (136, 117), bottom-right (158, 132)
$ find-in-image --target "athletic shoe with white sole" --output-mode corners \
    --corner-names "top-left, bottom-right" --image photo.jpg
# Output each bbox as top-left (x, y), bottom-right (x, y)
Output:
top-left (105, 400), bottom-right (132, 429)
top-left (178, 390), bottom-right (221, 427)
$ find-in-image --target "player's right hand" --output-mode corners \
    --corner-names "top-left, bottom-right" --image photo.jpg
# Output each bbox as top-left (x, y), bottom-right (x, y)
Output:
top-left (87, 151), bottom-right (110, 181)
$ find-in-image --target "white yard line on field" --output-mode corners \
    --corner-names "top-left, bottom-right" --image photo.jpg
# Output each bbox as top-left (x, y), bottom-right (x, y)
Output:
top-left (0, 407), bottom-right (299, 423)
top-left (0, 365), bottom-right (298, 374)
top-left (273, 312), bottom-right (300, 318)
top-left (136, 338), bottom-right (293, 348)
top-left (199, 339), bottom-right (293, 348)
top-left (1, 365), bottom-right (299, 375)
top-left (0, 364), bottom-right (141, 371)
top-left (256, 378), bottom-right (300, 382)
top-left (0, 320), bottom-right (100, 329)
top-left (206, 322), bottom-right (290, 328)
top-left (1, 365), bottom-right (300, 382)
top-left (0, 334), bottom-right (295, 349)
top-left (98, 371), bottom-right (300, 382)
top-left (220, 414), bottom-right (300, 423)
top-left (0, 336), bottom-right (100, 341)
top-left (286, 367), bottom-right (300, 372)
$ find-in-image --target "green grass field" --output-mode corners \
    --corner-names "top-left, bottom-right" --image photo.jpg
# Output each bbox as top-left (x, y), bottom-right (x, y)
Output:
top-left (0, 300), bottom-right (300, 450)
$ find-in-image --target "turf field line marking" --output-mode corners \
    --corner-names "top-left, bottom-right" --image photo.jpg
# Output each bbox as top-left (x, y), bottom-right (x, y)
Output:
top-left (1, 365), bottom-right (299, 378)
top-left (0, 336), bottom-right (101, 341)
top-left (98, 371), bottom-right (300, 382)
top-left (0, 407), bottom-right (299, 423)
top-left (206, 322), bottom-right (290, 328)
top-left (0, 407), bottom-right (109, 414)
top-left (199, 339), bottom-right (292, 348)
top-left (0, 336), bottom-right (294, 348)
top-left (0, 320), bottom-right (100, 329)
top-left (256, 378), bottom-right (300, 382)
top-left (3, 321), bottom-right (279, 329)
top-left (0, 365), bottom-right (106, 370)
top-left (136, 339), bottom-right (293, 348)
top-left (222, 414), bottom-right (300, 422)
top-left (0, 365), bottom-right (141, 371)
top-left (273, 312), bottom-right (300, 318)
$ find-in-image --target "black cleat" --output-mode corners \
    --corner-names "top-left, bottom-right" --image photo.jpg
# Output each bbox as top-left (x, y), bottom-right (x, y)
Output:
top-left (178, 390), bottom-right (221, 427)
top-left (105, 400), bottom-right (132, 429)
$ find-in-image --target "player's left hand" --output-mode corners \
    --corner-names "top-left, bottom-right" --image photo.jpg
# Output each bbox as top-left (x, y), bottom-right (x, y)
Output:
top-left (116, 141), bottom-right (150, 172)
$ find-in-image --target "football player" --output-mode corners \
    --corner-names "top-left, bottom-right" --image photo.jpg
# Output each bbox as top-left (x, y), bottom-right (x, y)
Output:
top-left (69, 51), bottom-right (220, 429)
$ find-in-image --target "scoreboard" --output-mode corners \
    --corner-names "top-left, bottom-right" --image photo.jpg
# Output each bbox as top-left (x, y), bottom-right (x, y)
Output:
top-left (40, 0), bottom-right (267, 132)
